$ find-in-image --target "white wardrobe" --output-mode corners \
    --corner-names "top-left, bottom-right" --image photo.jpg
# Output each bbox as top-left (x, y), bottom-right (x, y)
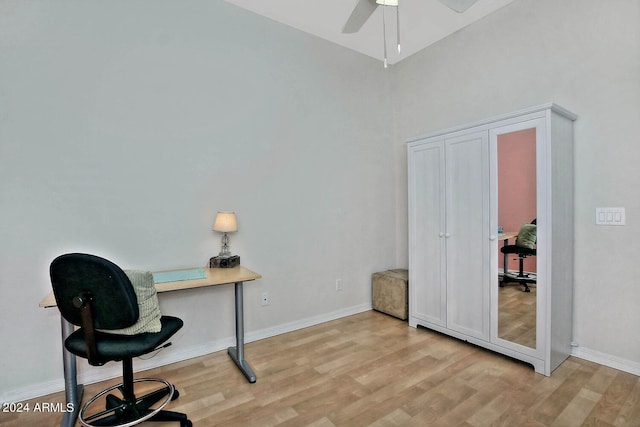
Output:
top-left (407, 103), bottom-right (576, 376)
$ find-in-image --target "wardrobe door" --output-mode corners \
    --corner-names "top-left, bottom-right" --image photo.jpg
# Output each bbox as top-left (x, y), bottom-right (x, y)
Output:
top-left (445, 131), bottom-right (491, 341)
top-left (408, 140), bottom-right (446, 327)
top-left (489, 117), bottom-right (545, 358)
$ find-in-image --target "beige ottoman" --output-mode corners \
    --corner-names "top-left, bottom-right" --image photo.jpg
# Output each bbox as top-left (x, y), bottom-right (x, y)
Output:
top-left (372, 269), bottom-right (408, 320)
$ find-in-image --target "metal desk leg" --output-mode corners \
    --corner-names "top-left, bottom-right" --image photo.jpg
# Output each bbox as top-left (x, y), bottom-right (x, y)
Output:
top-left (227, 281), bottom-right (257, 383)
top-left (60, 317), bottom-right (83, 427)
top-left (500, 238), bottom-right (510, 286)
top-left (503, 242), bottom-right (509, 276)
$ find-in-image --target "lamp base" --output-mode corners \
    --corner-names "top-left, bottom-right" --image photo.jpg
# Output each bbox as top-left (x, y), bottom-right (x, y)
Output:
top-left (210, 255), bottom-right (240, 268)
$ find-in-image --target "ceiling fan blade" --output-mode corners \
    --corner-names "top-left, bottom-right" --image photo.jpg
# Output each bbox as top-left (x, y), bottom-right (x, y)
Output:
top-left (437, 0), bottom-right (479, 13)
top-left (342, 0), bottom-right (379, 33)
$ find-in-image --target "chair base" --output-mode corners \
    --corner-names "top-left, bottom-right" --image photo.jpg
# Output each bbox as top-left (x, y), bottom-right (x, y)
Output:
top-left (500, 254), bottom-right (536, 292)
top-left (79, 378), bottom-right (191, 427)
top-left (500, 272), bottom-right (536, 292)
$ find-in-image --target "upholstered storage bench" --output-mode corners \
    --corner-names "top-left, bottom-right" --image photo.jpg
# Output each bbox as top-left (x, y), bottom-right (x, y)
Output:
top-left (372, 269), bottom-right (408, 320)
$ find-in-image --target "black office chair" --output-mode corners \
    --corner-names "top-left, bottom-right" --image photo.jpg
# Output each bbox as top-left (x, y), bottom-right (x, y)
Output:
top-left (50, 253), bottom-right (191, 427)
top-left (500, 220), bottom-right (537, 292)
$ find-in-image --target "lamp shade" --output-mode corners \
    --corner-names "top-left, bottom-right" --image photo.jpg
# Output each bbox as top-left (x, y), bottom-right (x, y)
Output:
top-left (213, 211), bottom-right (238, 232)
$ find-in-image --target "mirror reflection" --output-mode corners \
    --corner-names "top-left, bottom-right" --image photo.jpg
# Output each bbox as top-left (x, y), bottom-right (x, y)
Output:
top-left (497, 128), bottom-right (537, 349)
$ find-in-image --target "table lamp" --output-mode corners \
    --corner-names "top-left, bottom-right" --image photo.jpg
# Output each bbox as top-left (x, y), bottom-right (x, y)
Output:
top-left (211, 211), bottom-right (240, 268)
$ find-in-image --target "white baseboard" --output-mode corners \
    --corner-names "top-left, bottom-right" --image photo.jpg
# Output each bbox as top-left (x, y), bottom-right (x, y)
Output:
top-left (245, 303), bottom-right (372, 343)
top-left (1, 303), bottom-right (372, 404)
top-left (571, 346), bottom-right (640, 376)
top-left (0, 378), bottom-right (68, 406)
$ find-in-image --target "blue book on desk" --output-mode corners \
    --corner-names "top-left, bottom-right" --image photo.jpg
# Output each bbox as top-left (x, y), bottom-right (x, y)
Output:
top-left (153, 268), bottom-right (206, 284)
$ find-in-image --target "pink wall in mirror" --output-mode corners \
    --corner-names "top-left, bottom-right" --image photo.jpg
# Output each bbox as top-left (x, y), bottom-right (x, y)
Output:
top-left (498, 128), bottom-right (537, 273)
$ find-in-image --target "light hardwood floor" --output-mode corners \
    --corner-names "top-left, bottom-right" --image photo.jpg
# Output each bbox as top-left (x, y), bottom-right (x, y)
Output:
top-left (498, 283), bottom-right (537, 348)
top-left (2, 311), bottom-right (639, 426)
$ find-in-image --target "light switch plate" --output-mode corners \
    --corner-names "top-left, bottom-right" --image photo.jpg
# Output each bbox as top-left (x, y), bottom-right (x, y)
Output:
top-left (595, 207), bottom-right (625, 225)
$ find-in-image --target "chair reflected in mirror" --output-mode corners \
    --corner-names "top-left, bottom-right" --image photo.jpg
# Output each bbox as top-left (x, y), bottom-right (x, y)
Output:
top-left (500, 220), bottom-right (536, 292)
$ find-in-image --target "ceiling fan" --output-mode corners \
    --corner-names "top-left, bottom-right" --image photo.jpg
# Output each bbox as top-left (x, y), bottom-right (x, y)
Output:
top-left (342, 0), bottom-right (479, 33)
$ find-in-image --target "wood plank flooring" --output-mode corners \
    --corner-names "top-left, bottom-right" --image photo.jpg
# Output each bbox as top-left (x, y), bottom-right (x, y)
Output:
top-left (498, 283), bottom-right (537, 348)
top-left (2, 311), bottom-right (639, 426)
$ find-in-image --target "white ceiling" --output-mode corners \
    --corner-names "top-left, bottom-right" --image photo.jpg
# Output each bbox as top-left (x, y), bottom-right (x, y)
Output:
top-left (223, 0), bottom-right (515, 65)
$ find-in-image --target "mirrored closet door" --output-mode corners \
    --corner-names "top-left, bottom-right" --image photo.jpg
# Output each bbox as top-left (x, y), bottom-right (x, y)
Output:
top-left (491, 120), bottom-right (542, 353)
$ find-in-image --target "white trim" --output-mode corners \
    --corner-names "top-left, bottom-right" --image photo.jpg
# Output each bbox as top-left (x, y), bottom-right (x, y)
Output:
top-left (0, 378), bottom-right (67, 406)
top-left (571, 346), bottom-right (640, 376)
top-left (406, 103), bottom-right (576, 144)
top-left (245, 303), bottom-right (372, 343)
top-left (0, 303), bottom-right (371, 404)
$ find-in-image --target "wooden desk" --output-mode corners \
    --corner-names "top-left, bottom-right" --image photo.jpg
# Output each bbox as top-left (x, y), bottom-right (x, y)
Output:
top-left (498, 232), bottom-right (518, 241)
top-left (40, 266), bottom-right (261, 307)
top-left (40, 265), bottom-right (261, 427)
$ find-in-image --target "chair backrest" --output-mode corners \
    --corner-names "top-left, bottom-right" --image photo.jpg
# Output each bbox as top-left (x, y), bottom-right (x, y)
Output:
top-left (50, 253), bottom-right (139, 330)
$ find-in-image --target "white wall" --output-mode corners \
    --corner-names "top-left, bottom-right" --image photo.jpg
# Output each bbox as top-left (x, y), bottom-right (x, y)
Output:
top-left (392, 0), bottom-right (640, 372)
top-left (0, 0), bottom-right (397, 400)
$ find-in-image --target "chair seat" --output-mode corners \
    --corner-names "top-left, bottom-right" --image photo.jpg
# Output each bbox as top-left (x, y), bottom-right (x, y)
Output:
top-left (500, 244), bottom-right (536, 256)
top-left (65, 316), bottom-right (183, 364)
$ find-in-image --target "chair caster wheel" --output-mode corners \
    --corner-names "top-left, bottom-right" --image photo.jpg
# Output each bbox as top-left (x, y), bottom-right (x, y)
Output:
top-left (172, 389), bottom-right (180, 400)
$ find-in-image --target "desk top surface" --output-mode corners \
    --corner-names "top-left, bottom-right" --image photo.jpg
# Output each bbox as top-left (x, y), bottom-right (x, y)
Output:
top-left (498, 232), bottom-right (518, 241)
top-left (40, 265), bottom-right (261, 308)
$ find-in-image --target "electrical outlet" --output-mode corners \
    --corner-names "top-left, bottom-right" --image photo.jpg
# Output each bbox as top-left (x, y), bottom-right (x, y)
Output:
top-left (335, 278), bottom-right (343, 291)
top-left (261, 291), bottom-right (270, 306)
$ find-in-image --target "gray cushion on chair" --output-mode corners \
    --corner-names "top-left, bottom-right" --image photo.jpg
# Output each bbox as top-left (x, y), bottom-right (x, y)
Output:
top-left (516, 223), bottom-right (537, 249)
top-left (101, 270), bottom-right (162, 335)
